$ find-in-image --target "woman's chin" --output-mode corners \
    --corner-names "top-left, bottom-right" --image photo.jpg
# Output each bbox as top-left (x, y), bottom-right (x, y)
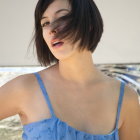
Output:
top-left (53, 52), bottom-right (75, 61)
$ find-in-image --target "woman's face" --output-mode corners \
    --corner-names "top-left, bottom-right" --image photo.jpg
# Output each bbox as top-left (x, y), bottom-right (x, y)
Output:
top-left (40, 0), bottom-right (81, 61)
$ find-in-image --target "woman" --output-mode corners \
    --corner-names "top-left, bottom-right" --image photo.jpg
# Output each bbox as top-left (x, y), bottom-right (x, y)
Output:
top-left (0, 0), bottom-right (140, 140)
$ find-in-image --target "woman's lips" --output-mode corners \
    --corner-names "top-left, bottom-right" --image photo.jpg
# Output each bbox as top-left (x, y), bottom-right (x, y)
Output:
top-left (51, 38), bottom-right (64, 49)
top-left (52, 42), bottom-right (64, 48)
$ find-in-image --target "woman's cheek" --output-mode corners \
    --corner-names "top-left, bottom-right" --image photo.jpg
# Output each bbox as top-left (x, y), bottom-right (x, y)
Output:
top-left (42, 29), bottom-right (48, 43)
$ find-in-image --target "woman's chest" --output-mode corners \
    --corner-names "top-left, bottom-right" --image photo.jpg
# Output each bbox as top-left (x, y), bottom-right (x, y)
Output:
top-left (20, 83), bottom-right (121, 135)
top-left (54, 88), bottom-right (119, 133)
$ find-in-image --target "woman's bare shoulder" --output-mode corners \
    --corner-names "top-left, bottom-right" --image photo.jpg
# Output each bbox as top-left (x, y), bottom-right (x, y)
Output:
top-left (1, 72), bottom-right (35, 96)
top-left (7, 73), bottom-right (38, 103)
top-left (18, 67), bottom-right (53, 98)
top-left (118, 82), bottom-right (140, 139)
top-left (0, 72), bottom-right (38, 120)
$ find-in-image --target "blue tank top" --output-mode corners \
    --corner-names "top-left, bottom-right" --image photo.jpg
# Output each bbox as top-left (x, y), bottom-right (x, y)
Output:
top-left (22, 72), bottom-right (125, 140)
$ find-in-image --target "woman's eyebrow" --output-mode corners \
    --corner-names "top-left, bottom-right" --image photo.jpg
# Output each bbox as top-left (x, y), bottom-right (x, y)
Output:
top-left (41, 9), bottom-right (69, 20)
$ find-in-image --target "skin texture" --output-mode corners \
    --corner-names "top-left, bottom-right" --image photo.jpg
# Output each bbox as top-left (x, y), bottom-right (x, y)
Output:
top-left (0, 0), bottom-right (140, 139)
top-left (40, 0), bottom-right (102, 87)
top-left (41, 0), bottom-right (140, 139)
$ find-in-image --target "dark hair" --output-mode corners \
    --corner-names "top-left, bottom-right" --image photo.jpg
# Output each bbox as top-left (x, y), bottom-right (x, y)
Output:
top-left (32, 0), bottom-right (104, 67)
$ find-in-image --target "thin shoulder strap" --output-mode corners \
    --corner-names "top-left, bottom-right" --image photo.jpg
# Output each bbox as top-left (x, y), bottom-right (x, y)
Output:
top-left (33, 72), bottom-right (55, 118)
top-left (115, 81), bottom-right (125, 129)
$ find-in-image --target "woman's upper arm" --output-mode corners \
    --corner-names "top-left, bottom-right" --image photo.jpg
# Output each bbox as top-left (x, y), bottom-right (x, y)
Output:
top-left (0, 75), bottom-right (28, 120)
top-left (119, 84), bottom-right (140, 140)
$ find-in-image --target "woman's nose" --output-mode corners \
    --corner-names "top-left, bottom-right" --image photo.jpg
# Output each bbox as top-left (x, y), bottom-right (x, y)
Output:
top-left (49, 29), bottom-right (57, 35)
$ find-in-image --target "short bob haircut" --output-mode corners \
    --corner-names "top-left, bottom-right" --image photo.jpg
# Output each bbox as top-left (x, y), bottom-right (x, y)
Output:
top-left (32, 0), bottom-right (104, 67)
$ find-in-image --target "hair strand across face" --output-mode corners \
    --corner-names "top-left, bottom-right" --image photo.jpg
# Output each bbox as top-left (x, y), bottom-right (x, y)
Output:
top-left (30, 0), bottom-right (104, 67)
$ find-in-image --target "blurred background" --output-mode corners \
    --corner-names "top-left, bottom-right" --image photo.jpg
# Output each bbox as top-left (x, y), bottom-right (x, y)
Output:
top-left (0, 0), bottom-right (140, 139)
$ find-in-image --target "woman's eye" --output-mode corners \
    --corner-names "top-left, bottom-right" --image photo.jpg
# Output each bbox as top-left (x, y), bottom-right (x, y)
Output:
top-left (41, 22), bottom-right (50, 27)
